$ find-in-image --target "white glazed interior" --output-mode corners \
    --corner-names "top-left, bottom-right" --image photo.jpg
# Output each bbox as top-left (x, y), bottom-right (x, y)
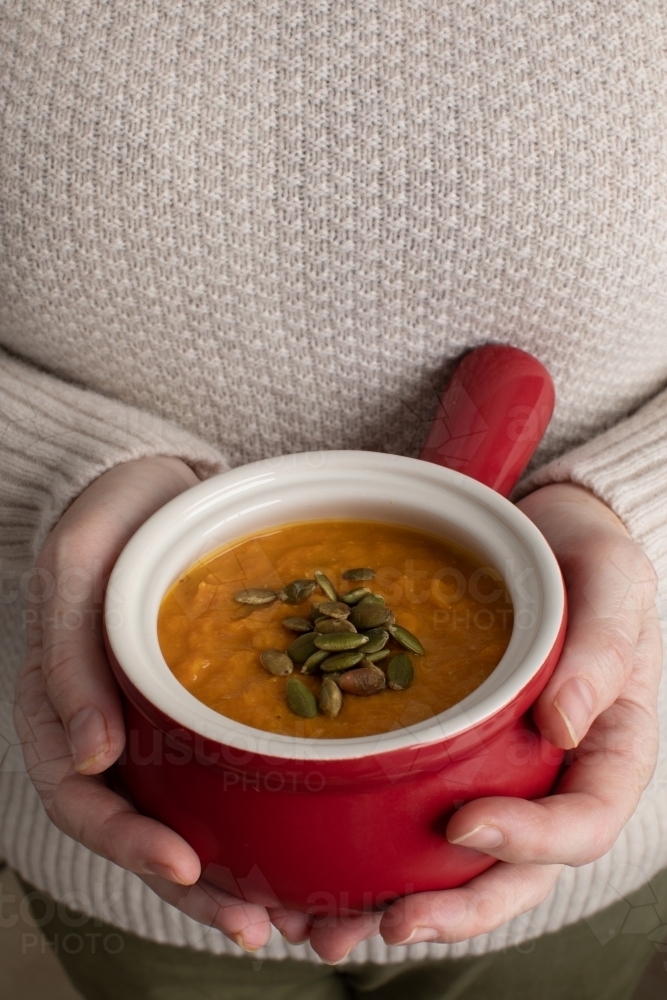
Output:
top-left (105, 451), bottom-right (564, 761)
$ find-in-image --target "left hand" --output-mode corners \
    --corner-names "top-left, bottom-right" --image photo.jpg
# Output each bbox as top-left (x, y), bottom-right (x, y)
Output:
top-left (297, 483), bottom-right (662, 962)
top-left (13, 456), bottom-right (311, 953)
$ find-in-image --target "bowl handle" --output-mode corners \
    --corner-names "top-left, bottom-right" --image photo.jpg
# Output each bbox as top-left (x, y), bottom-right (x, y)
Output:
top-left (418, 344), bottom-right (555, 497)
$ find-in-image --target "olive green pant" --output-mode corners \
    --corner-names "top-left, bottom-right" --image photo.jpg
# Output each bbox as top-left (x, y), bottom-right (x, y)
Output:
top-left (17, 869), bottom-right (667, 1000)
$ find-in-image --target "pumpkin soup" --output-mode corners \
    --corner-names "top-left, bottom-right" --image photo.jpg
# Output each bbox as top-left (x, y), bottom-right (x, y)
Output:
top-left (157, 520), bottom-right (513, 738)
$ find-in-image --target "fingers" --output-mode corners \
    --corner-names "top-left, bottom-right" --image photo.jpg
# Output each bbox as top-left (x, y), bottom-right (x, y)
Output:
top-left (517, 486), bottom-right (658, 749)
top-left (380, 863), bottom-right (562, 946)
top-left (268, 906), bottom-right (312, 945)
top-left (42, 625), bottom-right (126, 775)
top-left (21, 535), bottom-right (124, 774)
top-left (308, 911), bottom-right (383, 964)
top-left (140, 874), bottom-right (273, 953)
top-left (271, 908), bottom-right (385, 960)
top-left (52, 772), bottom-right (202, 883)
top-left (19, 599), bottom-right (125, 776)
top-left (26, 457), bottom-right (201, 774)
top-left (446, 611), bottom-right (661, 866)
top-left (35, 523), bottom-right (132, 772)
top-left (537, 535), bottom-right (655, 749)
top-left (14, 662), bottom-right (201, 886)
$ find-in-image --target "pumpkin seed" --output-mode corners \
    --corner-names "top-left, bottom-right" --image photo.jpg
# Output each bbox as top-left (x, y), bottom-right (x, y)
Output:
top-left (301, 649), bottom-right (331, 674)
top-left (314, 632), bottom-right (369, 652)
top-left (387, 653), bottom-right (414, 690)
top-left (342, 587), bottom-right (372, 605)
top-left (315, 618), bottom-right (357, 634)
top-left (233, 588), bottom-right (277, 605)
top-left (317, 601), bottom-right (351, 620)
top-left (232, 560), bottom-right (425, 714)
top-left (338, 662), bottom-right (386, 695)
top-left (314, 570), bottom-right (339, 602)
top-left (280, 579), bottom-right (317, 604)
top-left (286, 632), bottom-right (319, 663)
top-left (281, 616), bottom-right (313, 633)
top-left (349, 603), bottom-right (391, 630)
top-left (388, 624), bottom-right (425, 656)
top-left (260, 649), bottom-right (294, 676)
top-left (320, 651), bottom-right (365, 672)
top-left (361, 628), bottom-right (389, 653)
top-left (285, 677), bottom-right (318, 718)
top-left (319, 677), bottom-right (343, 718)
top-left (358, 593), bottom-right (385, 605)
top-left (342, 568), bottom-right (376, 581)
top-left (365, 649), bottom-right (390, 663)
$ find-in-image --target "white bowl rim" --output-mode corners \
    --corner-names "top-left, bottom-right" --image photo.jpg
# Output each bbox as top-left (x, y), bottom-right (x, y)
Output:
top-left (105, 450), bottom-right (564, 762)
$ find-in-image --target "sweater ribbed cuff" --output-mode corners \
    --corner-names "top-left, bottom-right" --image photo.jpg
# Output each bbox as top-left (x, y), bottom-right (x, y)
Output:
top-left (518, 387), bottom-right (667, 586)
top-left (0, 350), bottom-right (227, 569)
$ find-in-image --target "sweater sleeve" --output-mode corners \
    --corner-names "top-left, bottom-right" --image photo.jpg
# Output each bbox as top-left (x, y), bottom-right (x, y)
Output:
top-left (0, 348), bottom-right (227, 572)
top-left (517, 386), bottom-right (667, 589)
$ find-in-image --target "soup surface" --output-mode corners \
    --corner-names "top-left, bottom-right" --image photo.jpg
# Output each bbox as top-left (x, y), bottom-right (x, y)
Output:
top-left (158, 520), bottom-right (514, 738)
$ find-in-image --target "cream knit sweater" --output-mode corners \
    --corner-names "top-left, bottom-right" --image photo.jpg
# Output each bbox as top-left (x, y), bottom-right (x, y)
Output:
top-left (1, 0), bottom-right (667, 965)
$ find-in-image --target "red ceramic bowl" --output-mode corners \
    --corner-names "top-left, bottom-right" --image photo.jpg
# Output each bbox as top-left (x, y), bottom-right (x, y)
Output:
top-left (104, 347), bottom-right (566, 915)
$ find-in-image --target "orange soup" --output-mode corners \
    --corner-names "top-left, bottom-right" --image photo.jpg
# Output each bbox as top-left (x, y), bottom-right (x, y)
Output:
top-left (157, 520), bottom-right (513, 738)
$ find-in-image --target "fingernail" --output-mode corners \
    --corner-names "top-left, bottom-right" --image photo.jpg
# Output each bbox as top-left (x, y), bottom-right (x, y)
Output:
top-left (391, 927), bottom-right (439, 946)
top-left (449, 824), bottom-right (505, 850)
top-left (142, 862), bottom-right (193, 885)
top-left (231, 932), bottom-right (262, 953)
top-left (322, 948), bottom-right (351, 966)
top-left (554, 677), bottom-right (595, 747)
top-left (68, 706), bottom-right (109, 771)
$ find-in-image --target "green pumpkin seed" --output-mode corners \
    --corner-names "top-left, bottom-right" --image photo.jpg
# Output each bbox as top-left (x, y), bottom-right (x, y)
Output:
top-left (260, 649), bottom-right (294, 676)
top-left (342, 568), bottom-right (376, 581)
top-left (280, 579), bottom-right (317, 604)
top-left (320, 651), bottom-right (365, 672)
top-left (314, 632), bottom-right (369, 652)
top-left (301, 649), bottom-right (331, 675)
top-left (317, 601), bottom-right (351, 620)
top-left (361, 628), bottom-right (389, 653)
top-left (281, 616), bottom-right (313, 633)
top-left (233, 588), bottom-right (277, 605)
top-left (365, 649), bottom-right (390, 663)
top-left (358, 593), bottom-right (385, 605)
top-left (314, 570), bottom-right (338, 602)
top-left (319, 677), bottom-right (343, 718)
top-left (338, 662), bottom-right (386, 695)
top-left (342, 587), bottom-right (372, 605)
top-left (285, 677), bottom-right (318, 718)
top-left (325, 671), bottom-right (343, 683)
top-left (315, 618), bottom-right (357, 634)
top-left (388, 624), bottom-right (425, 656)
top-left (387, 653), bottom-right (414, 690)
top-left (286, 632), bottom-right (319, 663)
top-left (349, 603), bottom-right (391, 629)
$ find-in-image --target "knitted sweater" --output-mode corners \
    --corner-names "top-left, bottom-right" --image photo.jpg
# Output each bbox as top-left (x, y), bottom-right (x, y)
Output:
top-left (1, 0), bottom-right (667, 965)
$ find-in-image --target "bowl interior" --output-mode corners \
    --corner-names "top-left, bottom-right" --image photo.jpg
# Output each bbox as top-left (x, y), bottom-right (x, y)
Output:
top-left (105, 451), bottom-right (564, 761)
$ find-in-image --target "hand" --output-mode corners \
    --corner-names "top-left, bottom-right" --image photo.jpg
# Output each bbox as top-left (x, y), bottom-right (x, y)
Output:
top-left (13, 457), bottom-right (311, 952)
top-left (303, 483), bottom-right (662, 962)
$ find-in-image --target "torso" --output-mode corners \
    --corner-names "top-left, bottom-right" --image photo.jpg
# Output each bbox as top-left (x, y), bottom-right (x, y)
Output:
top-left (2, 1), bottom-right (666, 468)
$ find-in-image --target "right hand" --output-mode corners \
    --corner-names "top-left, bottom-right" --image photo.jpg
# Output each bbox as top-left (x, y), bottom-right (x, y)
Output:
top-left (13, 457), bottom-right (311, 951)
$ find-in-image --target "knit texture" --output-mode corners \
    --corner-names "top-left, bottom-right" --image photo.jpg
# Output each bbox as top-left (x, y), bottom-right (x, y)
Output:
top-left (1, 0), bottom-right (667, 964)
